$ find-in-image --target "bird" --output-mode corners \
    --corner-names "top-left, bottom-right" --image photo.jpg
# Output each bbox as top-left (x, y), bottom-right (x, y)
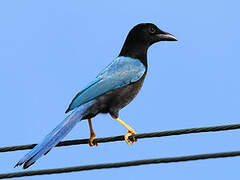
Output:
top-left (15, 23), bottom-right (177, 169)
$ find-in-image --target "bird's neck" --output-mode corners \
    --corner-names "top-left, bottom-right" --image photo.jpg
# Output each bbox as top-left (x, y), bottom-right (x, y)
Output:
top-left (119, 40), bottom-right (148, 67)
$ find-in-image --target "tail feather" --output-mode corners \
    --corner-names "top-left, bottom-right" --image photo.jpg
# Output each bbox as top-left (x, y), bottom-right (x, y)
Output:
top-left (15, 100), bottom-right (95, 169)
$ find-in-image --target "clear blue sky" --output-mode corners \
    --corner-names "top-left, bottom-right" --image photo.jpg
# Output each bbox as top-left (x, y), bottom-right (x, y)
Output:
top-left (1, 0), bottom-right (240, 179)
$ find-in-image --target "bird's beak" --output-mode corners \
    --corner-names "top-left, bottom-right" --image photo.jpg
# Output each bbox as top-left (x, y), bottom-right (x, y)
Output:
top-left (156, 32), bottom-right (178, 41)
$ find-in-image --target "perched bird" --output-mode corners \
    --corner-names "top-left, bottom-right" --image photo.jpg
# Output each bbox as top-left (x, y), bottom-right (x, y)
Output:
top-left (15, 23), bottom-right (177, 169)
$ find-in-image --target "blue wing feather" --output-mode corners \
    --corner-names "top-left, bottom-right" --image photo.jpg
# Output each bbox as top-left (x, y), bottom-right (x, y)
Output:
top-left (66, 56), bottom-right (145, 112)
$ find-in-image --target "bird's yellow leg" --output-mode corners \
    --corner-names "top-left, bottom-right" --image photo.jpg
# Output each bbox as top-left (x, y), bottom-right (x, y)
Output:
top-left (111, 115), bottom-right (137, 145)
top-left (88, 119), bottom-right (98, 146)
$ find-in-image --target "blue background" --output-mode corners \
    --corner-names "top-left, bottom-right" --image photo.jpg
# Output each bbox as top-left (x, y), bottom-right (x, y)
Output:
top-left (1, 0), bottom-right (240, 179)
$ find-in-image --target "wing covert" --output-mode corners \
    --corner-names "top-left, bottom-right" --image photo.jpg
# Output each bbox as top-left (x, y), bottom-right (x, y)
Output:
top-left (66, 57), bottom-right (145, 113)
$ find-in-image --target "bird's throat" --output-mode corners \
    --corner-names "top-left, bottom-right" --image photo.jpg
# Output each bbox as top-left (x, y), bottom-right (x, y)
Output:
top-left (119, 44), bottom-right (148, 67)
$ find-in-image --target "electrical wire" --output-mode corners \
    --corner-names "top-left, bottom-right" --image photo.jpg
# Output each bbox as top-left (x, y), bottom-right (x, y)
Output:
top-left (1, 123), bottom-right (240, 153)
top-left (1, 151), bottom-right (240, 179)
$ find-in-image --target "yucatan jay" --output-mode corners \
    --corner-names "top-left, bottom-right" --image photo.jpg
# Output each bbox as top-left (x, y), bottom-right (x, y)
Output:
top-left (15, 23), bottom-right (177, 169)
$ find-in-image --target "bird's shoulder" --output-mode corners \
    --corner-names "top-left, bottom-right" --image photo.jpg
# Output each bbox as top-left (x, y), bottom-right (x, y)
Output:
top-left (97, 56), bottom-right (146, 80)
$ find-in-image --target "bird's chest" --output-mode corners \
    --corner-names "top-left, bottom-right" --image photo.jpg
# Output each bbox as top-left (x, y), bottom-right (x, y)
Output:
top-left (102, 73), bottom-right (146, 111)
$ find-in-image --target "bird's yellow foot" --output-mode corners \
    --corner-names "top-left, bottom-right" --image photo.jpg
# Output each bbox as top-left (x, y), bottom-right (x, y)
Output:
top-left (124, 129), bottom-right (137, 145)
top-left (89, 133), bottom-right (98, 147)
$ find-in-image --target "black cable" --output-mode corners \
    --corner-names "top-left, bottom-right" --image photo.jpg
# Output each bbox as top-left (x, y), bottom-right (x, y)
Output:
top-left (1, 124), bottom-right (240, 153)
top-left (1, 151), bottom-right (240, 179)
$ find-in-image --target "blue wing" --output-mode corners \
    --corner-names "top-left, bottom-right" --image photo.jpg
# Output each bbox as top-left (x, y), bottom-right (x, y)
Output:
top-left (65, 56), bottom-right (146, 113)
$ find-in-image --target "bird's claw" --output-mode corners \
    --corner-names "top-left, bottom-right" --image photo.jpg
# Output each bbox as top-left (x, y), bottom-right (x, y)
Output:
top-left (89, 133), bottom-right (98, 147)
top-left (124, 129), bottom-right (137, 145)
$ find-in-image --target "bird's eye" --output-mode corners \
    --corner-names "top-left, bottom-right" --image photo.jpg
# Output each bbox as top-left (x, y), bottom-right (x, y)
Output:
top-left (149, 27), bottom-right (156, 34)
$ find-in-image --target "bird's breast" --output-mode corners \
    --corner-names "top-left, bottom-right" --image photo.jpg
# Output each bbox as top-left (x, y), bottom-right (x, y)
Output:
top-left (98, 73), bottom-right (147, 113)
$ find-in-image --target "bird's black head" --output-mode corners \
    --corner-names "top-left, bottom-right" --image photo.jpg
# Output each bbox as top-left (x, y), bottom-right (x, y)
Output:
top-left (119, 23), bottom-right (177, 65)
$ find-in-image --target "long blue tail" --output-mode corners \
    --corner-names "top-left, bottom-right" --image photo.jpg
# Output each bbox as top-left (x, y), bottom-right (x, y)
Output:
top-left (15, 100), bottom-right (95, 169)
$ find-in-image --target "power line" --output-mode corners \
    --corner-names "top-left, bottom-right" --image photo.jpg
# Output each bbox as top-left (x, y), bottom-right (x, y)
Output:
top-left (1, 124), bottom-right (239, 178)
top-left (1, 151), bottom-right (240, 179)
top-left (1, 123), bottom-right (240, 153)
